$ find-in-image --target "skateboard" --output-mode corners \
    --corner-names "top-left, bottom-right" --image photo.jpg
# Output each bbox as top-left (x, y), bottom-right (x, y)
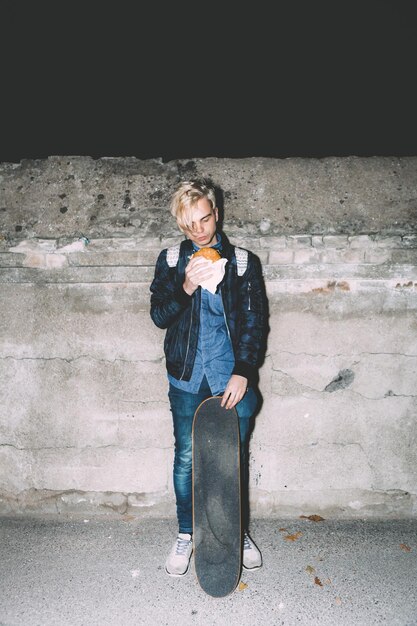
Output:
top-left (192, 395), bottom-right (242, 597)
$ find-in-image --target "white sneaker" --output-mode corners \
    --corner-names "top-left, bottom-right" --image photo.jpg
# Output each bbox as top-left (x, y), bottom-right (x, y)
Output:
top-left (242, 531), bottom-right (262, 570)
top-left (165, 533), bottom-right (193, 577)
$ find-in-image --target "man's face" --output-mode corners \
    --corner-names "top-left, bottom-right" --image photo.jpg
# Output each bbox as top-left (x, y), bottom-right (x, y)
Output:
top-left (183, 197), bottom-right (218, 248)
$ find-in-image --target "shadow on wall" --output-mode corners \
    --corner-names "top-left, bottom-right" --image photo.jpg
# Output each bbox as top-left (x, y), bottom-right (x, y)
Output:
top-left (212, 180), bottom-right (271, 531)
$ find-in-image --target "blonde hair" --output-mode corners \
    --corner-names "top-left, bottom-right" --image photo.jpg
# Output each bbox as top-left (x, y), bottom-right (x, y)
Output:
top-left (170, 179), bottom-right (217, 232)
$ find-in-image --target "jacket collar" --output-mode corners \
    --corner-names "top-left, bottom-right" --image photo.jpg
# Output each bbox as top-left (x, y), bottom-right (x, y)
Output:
top-left (181, 231), bottom-right (233, 259)
top-left (191, 232), bottom-right (223, 254)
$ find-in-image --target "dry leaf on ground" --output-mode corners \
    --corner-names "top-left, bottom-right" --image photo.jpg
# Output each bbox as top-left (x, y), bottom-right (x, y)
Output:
top-left (284, 531), bottom-right (303, 541)
top-left (305, 565), bottom-right (315, 575)
top-left (400, 543), bottom-right (412, 552)
top-left (314, 576), bottom-right (323, 587)
top-left (300, 514), bottom-right (325, 522)
top-left (238, 581), bottom-right (248, 591)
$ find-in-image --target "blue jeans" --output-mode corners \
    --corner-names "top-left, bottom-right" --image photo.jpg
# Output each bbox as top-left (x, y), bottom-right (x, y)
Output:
top-left (168, 376), bottom-right (258, 534)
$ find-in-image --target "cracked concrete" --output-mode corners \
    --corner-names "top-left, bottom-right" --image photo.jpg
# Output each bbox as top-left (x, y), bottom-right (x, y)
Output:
top-left (1, 156), bottom-right (417, 519)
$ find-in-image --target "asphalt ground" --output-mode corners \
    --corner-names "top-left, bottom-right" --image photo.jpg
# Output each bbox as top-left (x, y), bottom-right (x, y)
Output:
top-left (1, 515), bottom-right (416, 626)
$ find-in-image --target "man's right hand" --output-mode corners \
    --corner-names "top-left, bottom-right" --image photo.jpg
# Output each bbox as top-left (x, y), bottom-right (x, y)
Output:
top-left (183, 257), bottom-right (215, 296)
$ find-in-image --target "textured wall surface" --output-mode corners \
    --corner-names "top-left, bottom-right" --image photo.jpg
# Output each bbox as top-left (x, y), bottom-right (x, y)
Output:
top-left (1, 156), bottom-right (416, 518)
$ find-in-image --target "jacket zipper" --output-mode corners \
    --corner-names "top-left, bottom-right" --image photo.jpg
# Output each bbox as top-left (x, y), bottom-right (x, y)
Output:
top-left (180, 297), bottom-right (194, 380)
top-left (220, 287), bottom-right (232, 341)
top-left (248, 281), bottom-right (252, 311)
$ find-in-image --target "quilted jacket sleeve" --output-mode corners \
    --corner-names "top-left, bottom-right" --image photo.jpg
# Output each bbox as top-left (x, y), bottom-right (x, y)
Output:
top-left (232, 252), bottom-right (268, 382)
top-left (150, 249), bottom-right (192, 329)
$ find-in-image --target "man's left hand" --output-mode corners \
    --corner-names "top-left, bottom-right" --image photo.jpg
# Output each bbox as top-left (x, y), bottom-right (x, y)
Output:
top-left (221, 374), bottom-right (248, 409)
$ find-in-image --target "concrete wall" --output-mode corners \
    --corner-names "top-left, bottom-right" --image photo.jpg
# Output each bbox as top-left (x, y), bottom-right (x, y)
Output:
top-left (1, 155), bottom-right (416, 519)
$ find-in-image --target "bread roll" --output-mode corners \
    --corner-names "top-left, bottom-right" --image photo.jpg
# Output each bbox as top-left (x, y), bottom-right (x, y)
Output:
top-left (192, 247), bottom-right (221, 262)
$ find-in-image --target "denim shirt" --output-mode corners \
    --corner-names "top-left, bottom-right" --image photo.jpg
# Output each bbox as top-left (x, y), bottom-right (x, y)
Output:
top-left (168, 235), bottom-right (235, 395)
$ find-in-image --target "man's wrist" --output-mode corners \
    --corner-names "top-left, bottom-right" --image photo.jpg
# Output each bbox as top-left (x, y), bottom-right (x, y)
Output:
top-left (182, 282), bottom-right (195, 296)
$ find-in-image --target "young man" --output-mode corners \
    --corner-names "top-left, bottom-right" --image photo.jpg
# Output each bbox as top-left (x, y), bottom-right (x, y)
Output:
top-left (150, 179), bottom-right (267, 577)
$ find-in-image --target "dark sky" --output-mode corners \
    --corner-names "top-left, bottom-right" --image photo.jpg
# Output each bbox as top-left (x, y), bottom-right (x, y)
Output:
top-left (2, 0), bottom-right (417, 163)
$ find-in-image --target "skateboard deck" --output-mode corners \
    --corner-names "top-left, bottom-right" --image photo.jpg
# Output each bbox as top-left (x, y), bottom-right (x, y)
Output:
top-left (192, 396), bottom-right (242, 597)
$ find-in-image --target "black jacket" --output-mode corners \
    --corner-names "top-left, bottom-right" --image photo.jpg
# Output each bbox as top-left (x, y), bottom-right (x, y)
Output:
top-left (150, 233), bottom-right (267, 385)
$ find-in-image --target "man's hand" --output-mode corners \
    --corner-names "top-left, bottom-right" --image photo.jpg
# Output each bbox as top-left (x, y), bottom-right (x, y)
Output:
top-left (183, 257), bottom-right (215, 296)
top-left (221, 374), bottom-right (248, 409)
